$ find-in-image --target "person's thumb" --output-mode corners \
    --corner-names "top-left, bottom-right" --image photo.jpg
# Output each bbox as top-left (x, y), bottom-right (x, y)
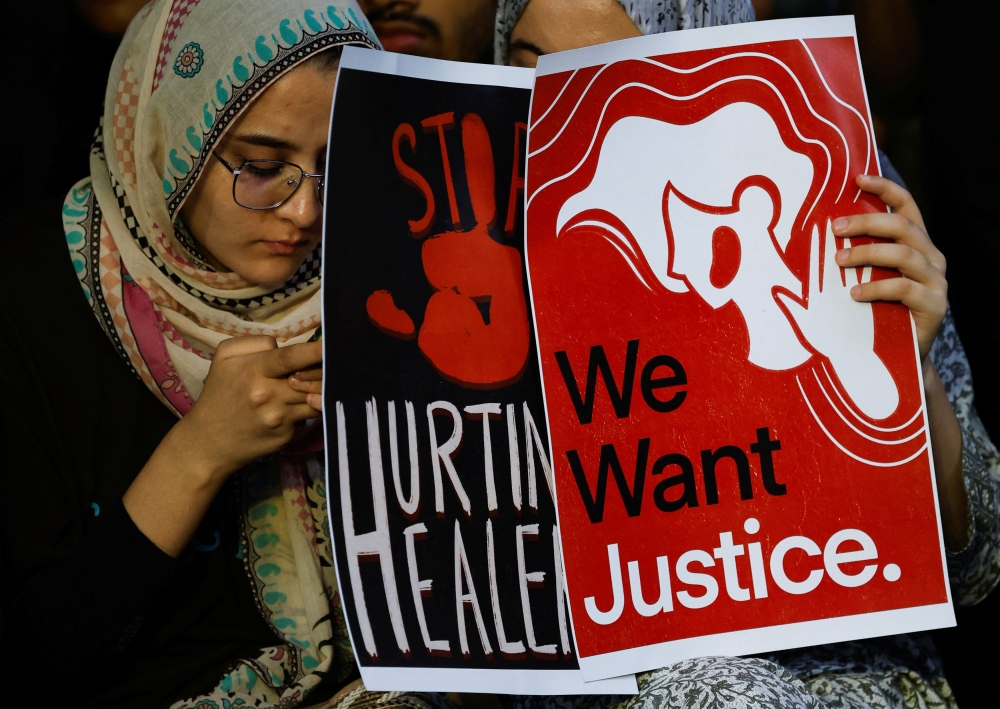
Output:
top-left (214, 335), bottom-right (279, 363)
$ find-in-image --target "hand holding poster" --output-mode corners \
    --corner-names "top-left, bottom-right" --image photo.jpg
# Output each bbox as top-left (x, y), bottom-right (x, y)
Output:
top-left (524, 17), bottom-right (955, 681)
top-left (322, 47), bottom-right (635, 694)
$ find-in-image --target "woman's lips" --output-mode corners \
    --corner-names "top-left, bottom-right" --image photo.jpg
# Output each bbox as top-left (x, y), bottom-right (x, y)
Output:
top-left (263, 239), bottom-right (310, 256)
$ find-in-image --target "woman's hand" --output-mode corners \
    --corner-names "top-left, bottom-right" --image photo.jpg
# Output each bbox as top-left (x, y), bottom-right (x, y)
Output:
top-left (289, 365), bottom-right (323, 411)
top-left (125, 335), bottom-right (323, 557)
top-left (834, 174), bottom-right (968, 550)
top-left (832, 173), bottom-right (947, 361)
top-left (178, 336), bottom-right (324, 477)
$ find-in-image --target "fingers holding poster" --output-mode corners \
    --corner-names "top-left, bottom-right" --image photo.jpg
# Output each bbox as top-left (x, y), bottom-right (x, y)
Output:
top-left (524, 17), bottom-right (953, 681)
top-left (322, 48), bottom-right (635, 694)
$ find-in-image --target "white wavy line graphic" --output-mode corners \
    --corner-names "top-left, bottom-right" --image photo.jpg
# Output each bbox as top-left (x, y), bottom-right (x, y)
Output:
top-left (645, 52), bottom-right (853, 203)
top-left (797, 376), bottom-right (928, 467)
top-left (529, 63), bottom-right (615, 157)
top-left (529, 69), bottom-right (579, 134)
top-left (526, 75), bottom-right (833, 233)
top-left (570, 220), bottom-right (653, 290)
top-left (798, 39), bottom-right (873, 203)
top-left (810, 368), bottom-right (925, 445)
top-left (530, 50), bottom-right (858, 227)
top-left (819, 360), bottom-right (922, 433)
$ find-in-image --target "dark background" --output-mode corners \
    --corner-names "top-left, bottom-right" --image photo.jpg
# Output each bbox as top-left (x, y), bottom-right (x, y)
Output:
top-left (4, 1), bottom-right (127, 205)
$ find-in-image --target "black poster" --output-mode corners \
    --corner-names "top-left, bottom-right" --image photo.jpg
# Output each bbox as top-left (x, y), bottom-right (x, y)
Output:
top-left (322, 49), bottom-right (634, 693)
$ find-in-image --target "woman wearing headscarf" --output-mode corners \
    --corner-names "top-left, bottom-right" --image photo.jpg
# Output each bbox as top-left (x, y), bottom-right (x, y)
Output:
top-left (493, 2), bottom-right (1000, 708)
top-left (0, 2), bottom-right (450, 708)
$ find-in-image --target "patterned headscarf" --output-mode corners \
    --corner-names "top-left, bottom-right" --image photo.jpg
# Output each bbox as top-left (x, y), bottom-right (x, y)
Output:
top-left (495, 0), bottom-right (756, 64)
top-left (62, 1), bottom-right (379, 706)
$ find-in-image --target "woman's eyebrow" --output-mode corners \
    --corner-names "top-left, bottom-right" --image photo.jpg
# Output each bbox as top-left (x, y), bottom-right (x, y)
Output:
top-left (230, 132), bottom-right (298, 150)
top-left (510, 40), bottom-right (546, 56)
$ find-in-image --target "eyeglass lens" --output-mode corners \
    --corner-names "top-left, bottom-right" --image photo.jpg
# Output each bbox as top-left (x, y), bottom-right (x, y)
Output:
top-left (234, 160), bottom-right (322, 209)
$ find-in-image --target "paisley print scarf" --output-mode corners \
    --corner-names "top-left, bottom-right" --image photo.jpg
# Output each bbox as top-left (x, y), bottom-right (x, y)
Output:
top-left (61, 0), bottom-right (379, 706)
top-left (494, 0), bottom-right (755, 64)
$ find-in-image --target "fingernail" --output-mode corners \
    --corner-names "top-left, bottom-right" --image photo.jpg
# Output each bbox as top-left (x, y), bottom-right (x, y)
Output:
top-left (289, 377), bottom-right (302, 389)
top-left (836, 248), bottom-right (849, 263)
top-left (307, 394), bottom-right (322, 409)
top-left (850, 285), bottom-right (861, 298)
top-left (833, 217), bottom-right (849, 232)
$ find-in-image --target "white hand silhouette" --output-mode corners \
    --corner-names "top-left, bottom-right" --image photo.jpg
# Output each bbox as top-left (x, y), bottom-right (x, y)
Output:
top-left (776, 223), bottom-right (900, 420)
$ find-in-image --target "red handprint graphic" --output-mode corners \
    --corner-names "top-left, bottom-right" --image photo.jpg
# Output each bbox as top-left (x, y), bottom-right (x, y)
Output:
top-left (366, 112), bottom-right (531, 389)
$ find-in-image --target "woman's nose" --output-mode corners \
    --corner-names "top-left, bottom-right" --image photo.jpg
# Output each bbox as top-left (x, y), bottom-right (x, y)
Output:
top-left (276, 177), bottom-right (323, 229)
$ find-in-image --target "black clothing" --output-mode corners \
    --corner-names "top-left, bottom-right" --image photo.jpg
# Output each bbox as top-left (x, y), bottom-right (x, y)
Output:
top-left (917, 8), bottom-right (1000, 709)
top-left (0, 201), bottom-right (280, 708)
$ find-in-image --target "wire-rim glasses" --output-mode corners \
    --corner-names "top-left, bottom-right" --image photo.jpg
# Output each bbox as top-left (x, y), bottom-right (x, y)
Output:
top-left (213, 152), bottom-right (325, 211)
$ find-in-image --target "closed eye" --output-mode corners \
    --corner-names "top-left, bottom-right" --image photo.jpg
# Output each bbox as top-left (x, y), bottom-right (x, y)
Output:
top-left (242, 163), bottom-right (283, 177)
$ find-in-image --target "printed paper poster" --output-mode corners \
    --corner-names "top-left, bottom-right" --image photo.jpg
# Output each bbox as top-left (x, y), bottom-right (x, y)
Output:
top-left (524, 17), bottom-right (954, 681)
top-left (322, 47), bottom-right (636, 694)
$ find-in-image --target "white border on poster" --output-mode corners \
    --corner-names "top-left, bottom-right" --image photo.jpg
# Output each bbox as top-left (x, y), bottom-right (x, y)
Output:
top-left (361, 668), bottom-right (637, 694)
top-left (323, 48), bottom-right (634, 695)
top-left (340, 45), bottom-right (535, 88)
top-left (534, 16), bottom-right (858, 77)
top-left (578, 603), bottom-right (955, 681)
top-left (523, 14), bottom-right (955, 684)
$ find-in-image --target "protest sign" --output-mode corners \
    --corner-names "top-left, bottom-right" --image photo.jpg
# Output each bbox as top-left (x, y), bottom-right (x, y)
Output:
top-left (524, 17), bottom-right (955, 681)
top-left (322, 47), bottom-right (636, 694)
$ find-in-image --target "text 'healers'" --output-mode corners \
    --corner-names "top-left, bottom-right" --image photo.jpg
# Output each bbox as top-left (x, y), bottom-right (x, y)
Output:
top-left (555, 339), bottom-right (900, 627)
top-left (334, 397), bottom-right (574, 662)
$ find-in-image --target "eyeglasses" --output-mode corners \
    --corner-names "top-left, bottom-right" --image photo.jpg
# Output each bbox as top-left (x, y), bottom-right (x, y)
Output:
top-left (213, 152), bottom-right (325, 210)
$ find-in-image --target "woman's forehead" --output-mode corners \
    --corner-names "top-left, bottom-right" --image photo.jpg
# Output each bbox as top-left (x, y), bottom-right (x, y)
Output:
top-left (222, 66), bottom-right (337, 148)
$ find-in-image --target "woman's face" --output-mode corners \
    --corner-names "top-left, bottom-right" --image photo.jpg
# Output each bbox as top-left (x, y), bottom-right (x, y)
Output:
top-left (508, 0), bottom-right (641, 68)
top-left (180, 62), bottom-right (337, 289)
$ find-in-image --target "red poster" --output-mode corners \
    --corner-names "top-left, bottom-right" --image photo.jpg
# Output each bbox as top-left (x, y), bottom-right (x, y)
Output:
top-left (524, 17), bottom-right (954, 681)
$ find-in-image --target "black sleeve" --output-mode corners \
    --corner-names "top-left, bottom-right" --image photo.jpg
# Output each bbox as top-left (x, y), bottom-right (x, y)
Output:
top-left (4, 497), bottom-right (180, 653)
top-left (0, 201), bottom-right (182, 695)
top-left (0, 335), bottom-right (181, 693)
